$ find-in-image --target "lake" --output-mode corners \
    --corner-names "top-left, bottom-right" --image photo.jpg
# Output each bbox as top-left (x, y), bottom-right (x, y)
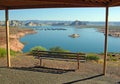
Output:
top-left (20, 26), bottom-right (120, 53)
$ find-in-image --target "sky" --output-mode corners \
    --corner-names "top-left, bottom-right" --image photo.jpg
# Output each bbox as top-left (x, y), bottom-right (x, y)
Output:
top-left (0, 7), bottom-right (120, 21)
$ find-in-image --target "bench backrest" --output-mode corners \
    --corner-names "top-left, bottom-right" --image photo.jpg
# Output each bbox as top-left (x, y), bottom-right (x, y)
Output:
top-left (32, 50), bottom-right (86, 61)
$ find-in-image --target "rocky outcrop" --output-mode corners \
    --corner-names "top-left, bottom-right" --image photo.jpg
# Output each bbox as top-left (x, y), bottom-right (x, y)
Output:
top-left (108, 32), bottom-right (120, 37)
top-left (98, 29), bottom-right (120, 38)
top-left (0, 28), bottom-right (36, 52)
top-left (10, 20), bottom-right (23, 26)
top-left (69, 34), bottom-right (80, 38)
top-left (0, 38), bottom-right (24, 52)
top-left (10, 38), bottom-right (24, 52)
top-left (70, 20), bottom-right (86, 26)
top-left (25, 22), bottom-right (41, 26)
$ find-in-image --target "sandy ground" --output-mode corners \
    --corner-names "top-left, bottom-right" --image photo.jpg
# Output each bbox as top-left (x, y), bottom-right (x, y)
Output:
top-left (0, 54), bottom-right (120, 84)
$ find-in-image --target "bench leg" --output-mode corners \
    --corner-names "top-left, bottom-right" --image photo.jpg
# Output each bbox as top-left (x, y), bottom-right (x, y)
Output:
top-left (77, 60), bottom-right (80, 69)
top-left (77, 54), bottom-right (80, 70)
top-left (40, 58), bottom-right (42, 66)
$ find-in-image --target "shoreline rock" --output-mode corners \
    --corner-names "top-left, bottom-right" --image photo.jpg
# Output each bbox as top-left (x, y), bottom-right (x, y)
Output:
top-left (98, 29), bottom-right (120, 38)
top-left (0, 28), bottom-right (36, 52)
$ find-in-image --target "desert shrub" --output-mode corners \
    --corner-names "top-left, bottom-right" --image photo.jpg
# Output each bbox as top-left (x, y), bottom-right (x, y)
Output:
top-left (110, 58), bottom-right (117, 61)
top-left (0, 48), bottom-right (16, 58)
top-left (0, 48), bottom-right (6, 57)
top-left (49, 46), bottom-right (70, 52)
top-left (10, 50), bottom-right (16, 56)
top-left (86, 55), bottom-right (100, 61)
top-left (30, 46), bottom-right (47, 54)
top-left (108, 53), bottom-right (117, 61)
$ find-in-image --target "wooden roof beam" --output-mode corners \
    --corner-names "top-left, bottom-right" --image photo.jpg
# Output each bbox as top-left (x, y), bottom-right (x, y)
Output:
top-left (109, 0), bottom-right (120, 6)
top-left (0, 0), bottom-right (106, 10)
top-left (83, 0), bottom-right (112, 5)
top-left (0, 0), bottom-right (120, 9)
top-left (6, 3), bottom-right (105, 10)
top-left (82, 0), bottom-right (111, 6)
top-left (0, 0), bottom-right (106, 5)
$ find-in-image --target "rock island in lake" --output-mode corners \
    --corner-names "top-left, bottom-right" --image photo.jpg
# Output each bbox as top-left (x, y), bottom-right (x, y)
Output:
top-left (69, 34), bottom-right (80, 38)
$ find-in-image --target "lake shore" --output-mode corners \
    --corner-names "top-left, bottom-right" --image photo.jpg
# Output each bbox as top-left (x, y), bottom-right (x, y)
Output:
top-left (98, 28), bottom-right (120, 37)
top-left (0, 26), bottom-right (36, 52)
top-left (76, 25), bottom-right (120, 37)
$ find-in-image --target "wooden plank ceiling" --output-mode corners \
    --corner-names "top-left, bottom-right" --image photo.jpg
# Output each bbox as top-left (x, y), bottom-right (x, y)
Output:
top-left (0, 0), bottom-right (120, 10)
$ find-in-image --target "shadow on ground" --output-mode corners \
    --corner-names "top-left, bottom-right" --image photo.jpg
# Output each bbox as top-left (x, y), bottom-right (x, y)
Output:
top-left (117, 82), bottom-right (120, 84)
top-left (11, 66), bottom-right (75, 74)
top-left (63, 74), bottom-right (104, 84)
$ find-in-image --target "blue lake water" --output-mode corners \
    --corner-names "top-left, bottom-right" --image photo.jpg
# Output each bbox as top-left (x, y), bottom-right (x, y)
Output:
top-left (20, 26), bottom-right (120, 53)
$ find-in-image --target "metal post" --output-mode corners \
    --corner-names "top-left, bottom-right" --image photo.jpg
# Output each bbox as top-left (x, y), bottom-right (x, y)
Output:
top-left (103, 6), bottom-right (109, 75)
top-left (5, 9), bottom-right (11, 67)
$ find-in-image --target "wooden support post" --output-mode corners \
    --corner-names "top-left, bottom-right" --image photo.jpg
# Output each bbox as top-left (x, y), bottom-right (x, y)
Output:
top-left (103, 6), bottom-right (109, 75)
top-left (77, 54), bottom-right (80, 69)
top-left (5, 9), bottom-right (11, 67)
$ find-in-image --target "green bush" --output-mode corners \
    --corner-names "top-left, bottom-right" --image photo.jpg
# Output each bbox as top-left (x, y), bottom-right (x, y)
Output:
top-left (0, 48), bottom-right (16, 58)
top-left (49, 46), bottom-right (70, 52)
top-left (0, 48), bottom-right (6, 57)
top-left (86, 55), bottom-right (100, 61)
top-left (10, 50), bottom-right (16, 56)
top-left (108, 54), bottom-right (117, 61)
top-left (30, 46), bottom-right (47, 54)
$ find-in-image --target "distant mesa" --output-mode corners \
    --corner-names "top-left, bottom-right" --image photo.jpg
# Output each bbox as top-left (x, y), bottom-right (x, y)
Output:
top-left (50, 20), bottom-right (87, 26)
top-left (69, 34), bottom-right (80, 38)
top-left (0, 20), bottom-right (120, 27)
top-left (10, 20), bottom-right (23, 26)
top-left (70, 20), bottom-right (86, 26)
top-left (25, 22), bottom-right (41, 26)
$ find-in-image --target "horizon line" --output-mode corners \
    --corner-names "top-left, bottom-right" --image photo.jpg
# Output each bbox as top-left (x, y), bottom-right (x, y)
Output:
top-left (0, 20), bottom-right (120, 22)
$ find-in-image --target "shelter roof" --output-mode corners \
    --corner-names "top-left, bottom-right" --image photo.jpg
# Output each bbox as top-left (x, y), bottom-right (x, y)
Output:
top-left (0, 0), bottom-right (120, 10)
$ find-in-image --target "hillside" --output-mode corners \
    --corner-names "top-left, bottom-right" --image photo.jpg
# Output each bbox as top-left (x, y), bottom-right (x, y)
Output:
top-left (0, 26), bottom-right (36, 52)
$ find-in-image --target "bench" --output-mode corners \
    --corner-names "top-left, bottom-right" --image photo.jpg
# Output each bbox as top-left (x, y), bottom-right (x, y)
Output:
top-left (32, 50), bottom-right (86, 69)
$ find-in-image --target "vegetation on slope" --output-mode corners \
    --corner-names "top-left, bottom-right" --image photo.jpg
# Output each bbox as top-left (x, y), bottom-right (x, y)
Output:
top-left (0, 48), bottom-right (16, 58)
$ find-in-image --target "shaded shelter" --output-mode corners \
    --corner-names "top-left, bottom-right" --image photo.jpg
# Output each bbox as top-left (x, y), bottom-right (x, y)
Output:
top-left (0, 0), bottom-right (120, 75)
